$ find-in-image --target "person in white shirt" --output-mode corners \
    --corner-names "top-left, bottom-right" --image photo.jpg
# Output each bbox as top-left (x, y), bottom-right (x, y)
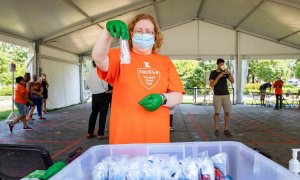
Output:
top-left (86, 61), bottom-right (110, 139)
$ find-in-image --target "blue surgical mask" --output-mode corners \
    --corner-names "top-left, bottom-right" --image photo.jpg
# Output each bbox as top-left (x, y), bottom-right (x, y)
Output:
top-left (132, 33), bottom-right (155, 51)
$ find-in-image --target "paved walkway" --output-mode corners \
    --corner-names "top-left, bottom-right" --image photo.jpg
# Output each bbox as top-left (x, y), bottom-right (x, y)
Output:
top-left (0, 103), bottom-right (299, 169)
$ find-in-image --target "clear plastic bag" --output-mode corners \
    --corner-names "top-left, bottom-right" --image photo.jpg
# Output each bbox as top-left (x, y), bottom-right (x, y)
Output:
top-left (92, 162), bottom-right (108, 180)
top-left (211, 152), bottom-right (229, 178)
top-left (120, 38), bottom-right (131, 64)
top-left (92, 153), bottom-right (230, 180)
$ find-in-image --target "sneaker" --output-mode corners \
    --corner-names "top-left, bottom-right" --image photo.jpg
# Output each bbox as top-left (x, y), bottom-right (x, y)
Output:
top-left (8, 124), bottom-right (14, 133)
top-left (23, 126), bottom-right (33, 130)
top-left (214, 130), bottom-right (220, 137)
top-left (39, 117), bottom-right (47, 120)
top-left (86, 134), bottom-right (96, 138)
top-left (170, 126), bottom-right (176, 131)
top-left (224, 130), bottom-right (233, 137)
top-left (97, 135), bottom-right (109, 140)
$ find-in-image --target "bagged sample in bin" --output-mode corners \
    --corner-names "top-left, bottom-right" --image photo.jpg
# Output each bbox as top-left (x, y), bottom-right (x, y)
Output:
top-left (211, 152), bottom-right (229, 178)
top-left (92, 153), bottom-right (223, 180)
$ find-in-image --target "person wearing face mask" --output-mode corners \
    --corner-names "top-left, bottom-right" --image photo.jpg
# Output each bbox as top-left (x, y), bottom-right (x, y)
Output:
top-left (209, 58), bottom-right (234, 137)
top-left (40, 74), bottom-right (49, 114)
top-left (92, 14), bottom-right (184, 144)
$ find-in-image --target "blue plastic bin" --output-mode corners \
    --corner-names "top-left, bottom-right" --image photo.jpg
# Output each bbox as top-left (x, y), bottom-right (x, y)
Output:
top-left (51, 141), bottom-right (300, 180)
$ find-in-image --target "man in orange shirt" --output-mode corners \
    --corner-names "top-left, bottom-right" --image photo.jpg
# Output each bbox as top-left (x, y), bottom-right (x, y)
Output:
top-left (92, 14), bottom-right (184, 144)
top-left (273, 77), bottom-right (284, 110)
top-left (8, 76), bottom-right (34, 133)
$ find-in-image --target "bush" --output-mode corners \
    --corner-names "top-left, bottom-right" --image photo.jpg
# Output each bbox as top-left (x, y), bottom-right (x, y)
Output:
top-left (0, 86), bottom-right (12, 96)
top-left (283, 83), bottom-right (295, 89)
top-left (243, 83), bottom-right (261, 95)
top-left (243, 83), bottom-right (299, 95)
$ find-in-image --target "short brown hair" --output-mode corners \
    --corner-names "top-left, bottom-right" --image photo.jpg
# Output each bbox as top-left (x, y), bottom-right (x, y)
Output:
top-left (24, 72), bottom-right (31, 82)
top-left (217, 58), bottom-right (225, 64)
top-left (128, 14), bottom-right (163, 54)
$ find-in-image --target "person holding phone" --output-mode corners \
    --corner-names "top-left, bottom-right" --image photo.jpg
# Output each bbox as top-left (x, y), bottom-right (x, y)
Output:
top-left (209, 58), bottom-right (234, 137)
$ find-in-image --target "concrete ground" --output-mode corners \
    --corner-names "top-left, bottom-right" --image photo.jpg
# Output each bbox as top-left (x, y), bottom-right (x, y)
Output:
top-left (0, 103), bottom-right (299, 169)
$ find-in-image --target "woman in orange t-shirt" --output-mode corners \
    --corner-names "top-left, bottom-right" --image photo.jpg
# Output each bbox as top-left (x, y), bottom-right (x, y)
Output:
top-left (92, 14), bottom-right (184, 144)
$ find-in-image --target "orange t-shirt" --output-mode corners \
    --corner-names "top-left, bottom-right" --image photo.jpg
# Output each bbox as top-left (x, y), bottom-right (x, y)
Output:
top-left (273, 79), bottom-right (284, 95)
top-left (97, 48), bottom-right (185, 144)
top-left (15, 83), bottom-right (28, 104)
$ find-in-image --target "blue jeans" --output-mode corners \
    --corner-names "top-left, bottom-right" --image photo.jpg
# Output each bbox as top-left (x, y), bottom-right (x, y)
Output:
top-left (32, 97), bottom-right (43, 116)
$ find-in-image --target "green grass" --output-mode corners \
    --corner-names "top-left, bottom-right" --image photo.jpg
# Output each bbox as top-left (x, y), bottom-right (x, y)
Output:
top-left (0, 109), bottom-right (19, 122)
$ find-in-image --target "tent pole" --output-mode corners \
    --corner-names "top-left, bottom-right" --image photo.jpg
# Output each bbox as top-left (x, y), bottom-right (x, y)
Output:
top-left (236, 31), bottom-right (242, 104)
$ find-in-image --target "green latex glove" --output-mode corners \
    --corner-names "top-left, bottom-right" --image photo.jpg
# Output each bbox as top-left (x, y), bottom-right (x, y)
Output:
top-left (138, 94), bottom-right (163, 112)
top-left (43, 161), bottom-right (66, 179)
top-left (106, 20), bottom-right (129, 40)
top-left (24, 161), bottom-right (66, 180)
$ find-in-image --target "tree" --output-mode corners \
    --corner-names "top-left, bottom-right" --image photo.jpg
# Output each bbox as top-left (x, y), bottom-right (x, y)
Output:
top-left (173, 60), bottom-right (215, 88)
top-left (295, 60), bottom-right (300, 79)
top-left (253, 60), bottom-right (292, 83)
top-left (248, 60), bottom-right (258, 83)
top-left (0, 42), bottom-right (27, 87)
top-left (173, 60), bottom-right (198, 88)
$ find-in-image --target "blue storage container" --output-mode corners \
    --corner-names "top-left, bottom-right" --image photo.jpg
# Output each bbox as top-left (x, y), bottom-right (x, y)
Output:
top-left (51, 141), bottom-right (300, 180)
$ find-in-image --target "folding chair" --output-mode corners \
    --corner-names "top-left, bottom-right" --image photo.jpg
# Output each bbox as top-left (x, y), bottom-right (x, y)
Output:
top-left (251, 91), bottom-right (260, 107)
top-left (282, 90), bottom-right (292, 108)
top-left (0, 144), bottom-right (53, 180)
top-left (289, 91), bottom-right (299, 108)
top-left (202, 88), bottom-right (213, 105)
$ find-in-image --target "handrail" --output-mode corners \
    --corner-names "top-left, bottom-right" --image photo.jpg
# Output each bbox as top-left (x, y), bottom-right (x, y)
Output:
top-left (184, 87), bottom-right (235, 104)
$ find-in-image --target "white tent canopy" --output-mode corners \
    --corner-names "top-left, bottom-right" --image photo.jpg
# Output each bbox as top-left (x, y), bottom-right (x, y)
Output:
top-left (162, 21), bottom-right (300, 60)
top-left (1, 0), bottom-right (300, 106)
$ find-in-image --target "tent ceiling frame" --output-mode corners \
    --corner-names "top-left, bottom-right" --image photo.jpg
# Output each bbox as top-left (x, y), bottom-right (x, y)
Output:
top-left (0, 30), bottom-right (33, 43)
top-left (43, 44), bottom-right (78, 55)
top-left (40, 54), bottom-right (80, 65)
top-left (161, 19), bottom-right (194, 31)
top-left (82, 15), bottom-right (300, 56)
top-left (196, 0), bottom-right (207, 18)
top-left (197, 17), bottom-right (300, 50)
top-left (234, 0), bottom-right (266, 29)
top-left (1, 0), bottom-right (299, 55)
top-left (268, 0), bottom-right (300, 9)
top-left (61, 0), bottom-right (103, 29)
top-left (42, 0), bottom-right (165, 43)
top-left (153, 1), bottom-right (161, 27)
top-left (278, 29), bottom-right (300, 41)
top-left (62, 0), bottom-right (92, 21)
top-left (82, 40), bottom-right (119, 56)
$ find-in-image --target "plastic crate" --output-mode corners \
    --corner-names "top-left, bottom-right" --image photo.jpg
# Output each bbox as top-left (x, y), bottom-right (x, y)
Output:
top-left (0, 144), bottom-right (53, 180)
top-left (51, 141), bottom-right (300, 180)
